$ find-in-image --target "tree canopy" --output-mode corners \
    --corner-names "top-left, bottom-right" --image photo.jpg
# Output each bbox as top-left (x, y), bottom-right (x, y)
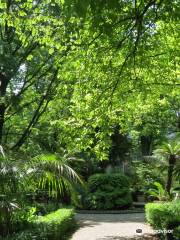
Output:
top-left (0, 0), bottom-right (179, 158)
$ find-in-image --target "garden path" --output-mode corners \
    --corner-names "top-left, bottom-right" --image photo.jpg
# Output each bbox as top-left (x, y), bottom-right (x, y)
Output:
top-left (71, 213), bottom-right (156, 240)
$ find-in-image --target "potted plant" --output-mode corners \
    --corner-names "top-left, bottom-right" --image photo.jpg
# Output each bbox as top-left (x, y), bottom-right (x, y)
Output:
top-left (136, 190), bottom-right (145, 202)
top-left (132, 187), bottom-right (145, 202)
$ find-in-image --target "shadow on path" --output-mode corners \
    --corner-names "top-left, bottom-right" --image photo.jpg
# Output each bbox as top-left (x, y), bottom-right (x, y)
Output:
top-left (75, 213), bottom-right (146, 223)
top-left (71, 213), bottom-right (156, 240)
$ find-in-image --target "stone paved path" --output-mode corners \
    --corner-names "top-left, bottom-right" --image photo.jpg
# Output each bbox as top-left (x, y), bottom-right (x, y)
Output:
top-left (71, 213), bottom-right (156, 240)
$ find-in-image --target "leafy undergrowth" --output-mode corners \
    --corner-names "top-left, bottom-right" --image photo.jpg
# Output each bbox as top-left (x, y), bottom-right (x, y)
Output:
top-left (1, 208), bottom-right (76, 240)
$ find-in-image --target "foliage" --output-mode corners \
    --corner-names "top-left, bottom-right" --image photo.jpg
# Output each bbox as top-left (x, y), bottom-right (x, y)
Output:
top-left (0, 149), bottom-right (81, 236)
top-left (154, 141), bottom-right (180, 163)
top-left (0, 153), bottom-right (29, 236)
top-left (1, 208), bottom-right (75, 240)
top-left (174, 226), bottom-right (180, 240)
top-left (33, 202), bottom-right (62, 216)
top-left (46, 0), bottom-right (179, 159)
top-left (130, 160), bottom-right (164, 199)
top-left (0, 203), bottom-right (36, 237)
top-left (147, 182), bottom-right (169, 201)
top-left (145, 201), bottom-right (180, 239)
top-left (85, 173), bottom-right (132, 210)
top-left (0, 0), bottom-right (81, 149)
top-left (0, 0), bottom-right (178, 160)
top-left (30, 153), bottom-right (84, 202)
top-left (10, 206), bottom-right (37, 232)
top-left (130, 140), bottom-right (180, 200)
top-left (0, 231), bottom-right (36, 240)
top-left (0, 0), bottom-right (179, 235)
top-left (153, 141), bottom-right (180, 194)
top-left (34, 208), bottom-right (75, 239)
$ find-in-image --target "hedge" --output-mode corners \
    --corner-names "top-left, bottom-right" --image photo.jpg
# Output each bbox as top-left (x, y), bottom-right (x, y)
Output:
top-left (1, 208), bottom-right (75, 240)
top-left (145, 201), bottom-right (180, 239)
top-left (85, 173), bottom-right (132, 210)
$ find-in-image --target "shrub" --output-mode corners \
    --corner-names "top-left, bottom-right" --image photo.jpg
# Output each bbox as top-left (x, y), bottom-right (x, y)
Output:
top-left (1, 208), bottom-right (75, 240)
top-left (35, 208), bottom-right (75, 239)
top-left (145, 201), bottom-right (180, 239)
top-left (0, 231), bottom-right (37, 240)
top-left (85, 173), bottom-right (132, 210)
top-left (10, 206), bottom-right (37, 232)
top-left (0, 204), bottom-right (37, 237)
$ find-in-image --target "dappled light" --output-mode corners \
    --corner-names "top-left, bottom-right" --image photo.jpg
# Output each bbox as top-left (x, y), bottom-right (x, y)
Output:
top-left (0, 0), bottom-right (179, 239)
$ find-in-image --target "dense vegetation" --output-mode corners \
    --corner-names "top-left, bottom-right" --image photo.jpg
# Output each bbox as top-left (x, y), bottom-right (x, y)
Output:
top-left (0, 0), bottom-right (179, 155)
top-left (0, 0), bottom-right (179, 239)
top-left (146, 201), bottom-right (180, 239)
top-left (0, 208), bottom-right (75, 240)
top-left (84, 173), bottom-right (132, 210)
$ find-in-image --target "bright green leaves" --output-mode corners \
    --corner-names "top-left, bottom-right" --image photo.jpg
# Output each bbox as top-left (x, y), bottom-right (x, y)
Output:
top-left (27, 55), bottom-right (33, 61)
top-left (49, 48), bottom-right (54, 54)
top-left (0, 2), bottom-right (6, 9)
top-left (0, 0), bottom-right (179, 158)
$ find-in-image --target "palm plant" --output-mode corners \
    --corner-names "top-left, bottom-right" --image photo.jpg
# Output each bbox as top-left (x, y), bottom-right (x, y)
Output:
top-left (153, 141), bottom-right (180, 195)
top-left (29, 153), bottom-right (84, 202)
top-left (0, 147), bottom-right (26, 236)
top-left (0, 148), bottom-right (83, 236)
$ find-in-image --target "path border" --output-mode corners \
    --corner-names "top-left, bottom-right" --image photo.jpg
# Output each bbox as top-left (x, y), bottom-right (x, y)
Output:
top-left (75, 209), bottom-right (145, 214)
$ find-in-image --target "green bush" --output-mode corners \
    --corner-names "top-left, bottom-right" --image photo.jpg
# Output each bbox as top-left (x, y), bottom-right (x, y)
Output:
top-left (0, 231), bottom-right (37, 240)
top-left (0, 202), bottom-right (61, 237)
top-left (10, 206), bottom-right (37, 231)
top-left (35, 208), bottom-right (75, 239)
top-left (1, 208), bottom-right (75, 240)
top-left (174, 226), bottom-right (180, 240)
top-left (145, 201), bottom-right (180, 239)
top-left (85, 173), bottom-right (132, 210)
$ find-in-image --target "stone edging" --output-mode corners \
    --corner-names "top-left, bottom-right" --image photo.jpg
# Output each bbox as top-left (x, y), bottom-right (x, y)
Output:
top-left (75, 209), bottom-right (145, 214)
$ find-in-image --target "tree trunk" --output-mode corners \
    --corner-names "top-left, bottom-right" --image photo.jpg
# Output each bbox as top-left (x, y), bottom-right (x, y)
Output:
top-left (0, 73), bottom-right (9, 143)
top-left (166, 155), bottom-right (176, 195)
top-left (0, 104), bottom-right (6, 143)
top-left (141, 135), bottom-right (153, 156)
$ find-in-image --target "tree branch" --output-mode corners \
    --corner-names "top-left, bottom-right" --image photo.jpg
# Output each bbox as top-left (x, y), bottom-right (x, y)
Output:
top-left (11, 69), bottom-right (58, 150)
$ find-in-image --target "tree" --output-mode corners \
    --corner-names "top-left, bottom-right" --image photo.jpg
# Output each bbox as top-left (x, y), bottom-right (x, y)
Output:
top-left (1, 0), bottom-right (179, 158)
top-left (55, 0), bottom-right (179, 159)
top-left (0, 0), bottom-right (79, 149)
top-left (154, 141), bottom-right (180, 194)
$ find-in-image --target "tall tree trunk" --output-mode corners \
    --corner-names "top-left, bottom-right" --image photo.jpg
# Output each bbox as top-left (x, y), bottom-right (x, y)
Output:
top-left (0, 104), bottom-right (6, 143)
top-left (166, 155), bottom-right (176, 195)
top-left (0, 73), bottom-right (9, 143)
top-left (141, 135), bottom-right (153, 156)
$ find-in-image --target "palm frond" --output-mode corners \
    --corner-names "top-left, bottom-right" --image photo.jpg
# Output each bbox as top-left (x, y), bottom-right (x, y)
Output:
top-left (30, 153), bottom-right (84, 198)
top-left (154, 141), bottom-right (180, 158)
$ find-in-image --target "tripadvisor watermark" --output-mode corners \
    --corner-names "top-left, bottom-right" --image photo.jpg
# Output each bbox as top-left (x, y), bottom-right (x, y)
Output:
top-left (136, 228), bottom-right (173, 234)
top-left (154, 229), bottom-right (173, 234)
